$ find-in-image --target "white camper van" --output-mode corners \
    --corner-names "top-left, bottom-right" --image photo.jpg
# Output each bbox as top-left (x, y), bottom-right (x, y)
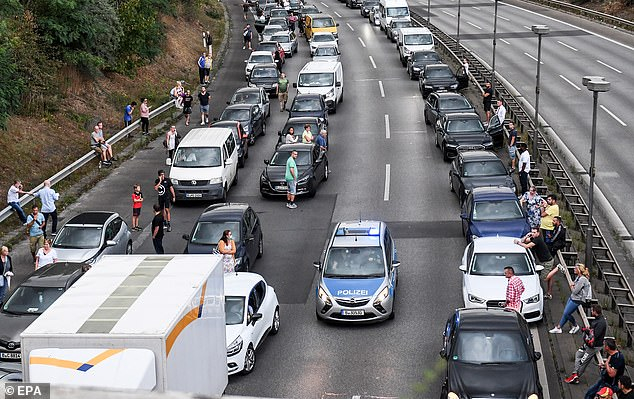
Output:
top-left (295, 61), bottom-right (344, 113)
top-left (397, 27), bottom-right (435, 66)
top-left (378, 0), bottom-right (410, 31)
top-left (21, 255), bottom-right (227, 397)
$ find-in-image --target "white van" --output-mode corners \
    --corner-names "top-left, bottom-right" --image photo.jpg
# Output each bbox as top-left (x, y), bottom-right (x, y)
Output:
top-left (378, 0), bottom-right (410, 31)
top-left (397, 27), bottom-right (434, 66)
top-left (169, 127), bottom-right (238, 202)
top-left (294, 61), bottom-right (344, 113)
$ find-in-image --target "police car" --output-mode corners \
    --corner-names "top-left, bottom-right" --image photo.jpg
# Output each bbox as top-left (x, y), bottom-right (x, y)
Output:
top-left (313, 220), bottom-right (400, 322)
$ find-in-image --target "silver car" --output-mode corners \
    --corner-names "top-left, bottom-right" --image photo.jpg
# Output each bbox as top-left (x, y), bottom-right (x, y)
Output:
top-left (386, 18), bottom-right (411, 42)
top-left (261, 24), bottom-right (285, 42)
top-left (52, 211), bottom-right (133, 264)
top-left (244, 51), bottom-right (275, 81)
top-left (271, 32), bottom-right (298, 57)
top-left (309, 32), bottom-right (338, 55)
top-left (227, 86), bottom-right (271, 118)
top-left (312, 44), bottom-right (340, 62)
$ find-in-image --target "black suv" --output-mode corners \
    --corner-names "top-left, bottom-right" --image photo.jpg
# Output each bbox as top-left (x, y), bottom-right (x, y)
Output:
top-left (424, 92), bottom-right (476, 127)
top-left (440, 308), bottom-right (543, 399)
top-left (360, 0), bottom-right (378, 17)
top-left (248, 63), bottom-right (281, 96)
top-left (418, 64), bottom-right (460, 98)
top-left (210, 120), bottom-right (249, 167)
top-left (276, 116), bottom-right (327, 147)
top-left (449, 149), bottom-right (516, 204)
top-left (218, 104), bottom-right (266, 145)
top-left (434, 112), bottom-right (495, 161)
top-left (407, 51), bottom-right (441, 80)
top-left (287, 93), bottom-right (328, 125)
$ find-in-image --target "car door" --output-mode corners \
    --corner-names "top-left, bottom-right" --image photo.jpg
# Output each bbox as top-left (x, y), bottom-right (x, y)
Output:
top-left (250, 208), bottom-right (262, 258)
top-left (486, 115), bottom-right (504, 146)
top-left (461, 193), bottom-right (473, 237)
top-left (252, 106), bottom-right (263, 135)
top-left (449, 158), bottom-right (460, 195)
top-left (113, 217), bottom-right (128, 253)
top-left (103, 219), bottom-right (119, 255)
top-left (242, 210), bottom-right (256, 265)
top-left (312, 146), bottom-right (325, 181)
top-left (425, 94), bottom-right (436, 124)
top-left (383, 228), bottom-right (397, 290)
top-left (248, 283), bottom-right (267, 347)
top-left (254, 281), bottom-right (274, 340)
top-left (260, 88), bottom-right (270, 117)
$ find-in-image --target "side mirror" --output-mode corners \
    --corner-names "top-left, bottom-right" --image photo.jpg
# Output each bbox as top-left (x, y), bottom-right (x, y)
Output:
top-left (165, 158), bottom-right (172, 166)
top-left (459, 265), bottom-right (467, 272)
top-left (264, 159), bottom-right (270, 165)
top-left (278, 130), bottom-right (283, 136)
top-left (460, 213), bottom-right (467, 219)
top-left (336, 23), bottom-right (340, 26)
top-left (392, 261), bottom-right (401, 268)
top-left (534, 351), bottom-right (542, 360)
top-left (313, 261), bottom-right (322, 269)
top-left (182, 234), bottom-right (191, 241)
top-left (225, 158), bottom-right (234, 166)
top-left (335, 81), bottom-right (341, 87)
top-left (292, 82), bottom-right (297, 88)
top-left (251, 313), bottom-right (263, 324)
top-left (213, 117), bottom-right (219, 121)
top-left (535, 265), bottom-right (544, 272)
top-left (244, 60), bottom-right (248, 63)
top-left (106, 240), bottom-right (117, 247)
top-left (226, 101), bottom-right (231, 105)
top-left (439, 348), bottom-right (447, 358)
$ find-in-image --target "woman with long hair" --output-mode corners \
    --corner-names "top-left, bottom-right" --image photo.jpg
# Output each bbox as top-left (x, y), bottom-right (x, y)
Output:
top-left (218, 230), bottom-right (237, 273)
top-left (549, 263), bottom-right (591, 334)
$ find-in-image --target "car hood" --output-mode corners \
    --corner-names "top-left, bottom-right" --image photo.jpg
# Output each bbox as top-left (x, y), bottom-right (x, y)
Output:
top-left (423, 76), bottom-right (458, 86)
top-left (297, 86), bottom-right (331, 96)
top-left (250, 76), bottom-right (278, 85)
top-left (225, 324), bottom-right (244, 347)
top-left (470, 218), bottom-right (530, 239)
top-left (448, 360), bottom-right (539, 397)
top-left (54, 247), bottom-right (99, 263)
top-left (311, 40), bottom-right (337, 48)
top-left (169, 167), bottom-right (222, 181)
top-left (264, 165), bottom-right (312, 182)
top-left (0, 311), bottom-right (39, 343)
top-left (462, 175), bottom-right (514, 191)
top-left (465, 274), bottom-right (540, 301)
top-left (313, 55), bottom-right (340, 62)
top-left (278, 42), bottom-right (292, 51)
top-left (322, 277), bottom-right (384, 297)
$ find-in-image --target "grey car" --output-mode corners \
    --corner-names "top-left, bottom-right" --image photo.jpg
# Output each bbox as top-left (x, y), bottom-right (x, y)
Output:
top-left (228, 86), bottom-right (271, 119)
top-left (271, 32), bottom-right (298, 57)
top-left (312, 44), bottom-right (340, 62)
top-left (386, 18), bottom-right (411, 42)
top-left (52, 211), bottom-right (133, 264)
top-left (262, 24), bottom-right (285, 42)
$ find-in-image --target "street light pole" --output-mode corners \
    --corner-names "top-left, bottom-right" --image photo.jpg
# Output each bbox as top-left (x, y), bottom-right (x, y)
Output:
top-left (531, 25), bottom-right (549, 157)
top-left (457, 0), bottom-right (461, 51)
top-left (427, 0), bottom-right (431, 25)
top-left (491, 0), bottom-right (498, 92)
top-left (581, 76), bottom-right (610, 268)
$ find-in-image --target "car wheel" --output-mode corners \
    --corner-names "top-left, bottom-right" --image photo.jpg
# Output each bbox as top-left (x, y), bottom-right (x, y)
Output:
top-left (307, 178), bottom-right (317, 198)
top-left (435, 132), bottom-right (439, 148)
top-left (257, 234), bottom-right (263, 258)
top-left (126, 241), bottom-right (133, 255)
top-left (323, 162), bottom-right (329, 181)
top-left (339, 89), bottom-right (344, 103)
top-left (440, 385), bottom-right (448, 399)
top-left (409, 68), bottom-right (414, 80)
top-left (270, 307), bottom-right (280, 335)
top-left (261, 122), bottom-right (266, 136)
top-left (241, 344), bottom-right (256, 375)
top-left (442, 144), bottom-right (450, 162)
top-left (449, 173), bottom-right (455, 192)
top-left (424, 111), bottom-right (430, 125)
top-left (233, 170), bottom-right (238, 186)
top-left (287, 50), bottom-right (292, 58)
top-left (239, 155), bottom-right (245, 168)
top-left (222, 186), bottom-right (228, 203)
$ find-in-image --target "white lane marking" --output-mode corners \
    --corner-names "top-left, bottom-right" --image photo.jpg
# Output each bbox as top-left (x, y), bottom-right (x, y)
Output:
top-left (557, 40), bottom-right (578, 52)
top-left (596, 59), bottom-right (623, 74)
top-left (472, 6), bottom-right (480, 10)
top-left (358, 37), bottom-right (366, 47)
top-left (320, 1), bottom-right (329, 7)
top-left (352, 396), bottom-right (362, 399)
top-left (523, 25), bottom-right (531, 30)
top-left (500, 38), bottom-right (511, 45)
top-left (559, 74), bottom-right (581, 90)
top-left (523, 52), bottom-right (544, 64)
top-left (498, 15), bottom-right (510, 21)
top-left (379, 81), bottom-right (385, 97)
top-left (467, 21), bottom-right (482, 30)
top-left (369, 55), bottom-right (377, 68)
top-left (334, 11), bottom-right (342, 17)
top-left (347, 22), bottom-right (355, 31)
top-left (384, 164), bottom-right (391, 201)
top-left (600, 105), bottom-right (627, 126)
top-left (385, 114), bottom-right (390, 138)
top-left (442, 10), bottom-right (456, 17)
top-left (531, 327), bottom-right (550, 399)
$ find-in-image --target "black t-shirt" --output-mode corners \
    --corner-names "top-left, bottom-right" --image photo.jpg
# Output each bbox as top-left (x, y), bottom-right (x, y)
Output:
top-left (529, 235), bottom-right (552, 263)
top-left (508, 128), bottom-right (518, 146)
top-left (618, 390), bottom-right (634, 399)
top-left (152, 213), bottom-right (164, 239)
top-left (591, 315), bottom-right (607, 348)
top-left (155, 178), bottom-right (173, 199)
top-left (602, 351), bottom-right (626, 386)
top-left (483, 87), bottom-right (493, 105)
top-left (198, 92), bottom-right (210, 106)
top-left (183, 94), bottom-right (193, 108)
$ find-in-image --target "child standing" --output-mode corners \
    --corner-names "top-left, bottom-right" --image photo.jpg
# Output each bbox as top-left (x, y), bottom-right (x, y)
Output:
top-left (131, 185), bottom-right (144, 231)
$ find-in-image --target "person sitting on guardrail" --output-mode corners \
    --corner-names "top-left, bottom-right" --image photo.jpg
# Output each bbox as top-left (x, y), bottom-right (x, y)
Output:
top-left (564, 304), bottom-right (607, 385)
top-left (170, 81), bottom-right (184, 109)
top-left (7, 180), bottom-right (33, 224)
top-left (90, 124), bottom-right (115, 165)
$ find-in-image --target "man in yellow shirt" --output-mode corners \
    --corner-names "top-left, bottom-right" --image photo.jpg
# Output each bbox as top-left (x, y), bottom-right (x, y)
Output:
top-left (540, 194), bottom-right (559, 243)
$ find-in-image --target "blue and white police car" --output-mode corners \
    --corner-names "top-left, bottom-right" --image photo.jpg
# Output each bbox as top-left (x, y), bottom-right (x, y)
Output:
top-left (314, 220), bottom-right (400, 322)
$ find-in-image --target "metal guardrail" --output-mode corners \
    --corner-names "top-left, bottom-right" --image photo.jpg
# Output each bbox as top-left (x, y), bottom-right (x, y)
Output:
top-left (523, 0), bottom-right (634, 31)
top-left (0, 100), bottom-right (176, 226)
top-left (411, 12), bottom-right (634, 347)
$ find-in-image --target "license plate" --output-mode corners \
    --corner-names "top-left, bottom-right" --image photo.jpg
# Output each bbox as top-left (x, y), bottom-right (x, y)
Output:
top-left (275, 185), bottom-right (286, 190)
top-left (341, 309), bottom-right (364, 316)
top-left (0, 353), bottom-right (21, 359)
top-left (186, 193), bottom-right (203, 198)
top-left (438, 87), bottom-right (446, 90)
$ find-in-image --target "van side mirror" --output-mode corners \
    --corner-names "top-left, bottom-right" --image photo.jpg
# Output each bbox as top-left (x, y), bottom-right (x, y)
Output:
top-left (392, 261), bottom-right (401, 268)
top-left (106, 240), bottom-right (117, 247)
top-left (335, 81), bottom-right (341, 87)
top-left (251, 313), bottom-right (263, 325)
top-left (459, 265), bottom-right (467, 272)
top-left (225, 158), bottom-right (234, 166)
top-left (292, 82), bottom-right (297, 88)
top-left (534, 351), bottom-right (541, 360)
top-left (313, 261), bottom-right (322, 269)
top-left (264, 159), bottom-right (269, 165)
top-left (439, 348), bottom-right (447, 358)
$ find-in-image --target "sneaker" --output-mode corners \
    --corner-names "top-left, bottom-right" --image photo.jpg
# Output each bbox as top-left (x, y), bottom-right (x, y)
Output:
top-left (201, 121), bottom-right (205, 125)
top-left (549, 326), bottom-right (562, 334)
top-left (285, 203), bottom-right (291, 208)
top-left (289, 203), bottom-right (297, 209)
top-left (569, 325), bottom-right (580, 334)
top-left (544, 293), bottom-right (552, 300)
top-left (242, 46), bottom-right (246, 49)
top-left (167, 225), bottom-right (172, 232)
top-left (111, 157), bottom-right (118, 161)
top-left (564, 373), bottom-right (579, 384)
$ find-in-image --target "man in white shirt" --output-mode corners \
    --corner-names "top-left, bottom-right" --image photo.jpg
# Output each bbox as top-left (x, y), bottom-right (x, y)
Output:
top-left (34, 180), bottom-right (60, 235)
top-left (518, 143), bottom-right (531, 195)
top-left (7, 180), bottom-right (31, 224)
top-left (495, 100), bottom-right (506, 124)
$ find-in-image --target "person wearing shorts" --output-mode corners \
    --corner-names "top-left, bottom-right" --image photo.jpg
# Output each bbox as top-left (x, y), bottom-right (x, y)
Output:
top-left (277, 73), bottom-right (289, 111)
top-left (508, 121), bottom-right (518, 172)
top-left (131, 184), bottom-right (143, 231)
top-left (154, 170), bottom-right (175, 232)
top-left (198, 86), bottom-right (211, 125)
top-left (285, 150), bottom-right (298, 209)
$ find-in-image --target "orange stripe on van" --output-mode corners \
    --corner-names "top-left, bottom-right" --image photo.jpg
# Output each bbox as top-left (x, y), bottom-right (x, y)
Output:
top-left (30, 357), bottom-right (84, 370)
top-left (166, 282), bottom-right (207, 357)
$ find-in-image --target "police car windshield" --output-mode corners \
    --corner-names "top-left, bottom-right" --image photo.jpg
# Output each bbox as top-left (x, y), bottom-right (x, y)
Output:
top-left (324, 247), bottom-right (386, 278)
top-left (454, 331), bottom-right (529, 363)
top-left (225, 296), bottom-right (245, 325)
top-left (471, 253), bottom-right (532, 276)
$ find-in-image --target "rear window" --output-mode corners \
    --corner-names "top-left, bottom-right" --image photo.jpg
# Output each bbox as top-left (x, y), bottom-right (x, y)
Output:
top-left (454, 331), bottom-right (529, 363)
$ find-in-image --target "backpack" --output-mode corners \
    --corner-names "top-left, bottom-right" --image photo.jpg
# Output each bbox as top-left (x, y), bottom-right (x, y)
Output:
top-left (582, 327), bottom-right (595, 347)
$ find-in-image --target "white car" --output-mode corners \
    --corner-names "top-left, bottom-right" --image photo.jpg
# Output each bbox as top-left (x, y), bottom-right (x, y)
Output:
top-left (312, 44), bottom-right (341, 62)
top-left (309, 32), bottom-right (338, 55)
top-left (261, 24), bottom-right (286, 42)
top-left (244, 51), bottom-right (275, 80)
top-left (225, 272), bottom-right (280, 375)
top-left (459, 236), bottom-right (544, 322)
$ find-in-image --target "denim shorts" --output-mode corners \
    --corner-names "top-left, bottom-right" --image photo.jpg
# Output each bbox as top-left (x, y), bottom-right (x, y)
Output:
top-left (200, 105), bottom-right (209, 114)
top-left (508, 145), bottom-right (517, 159)
top-left (287, 180), bottom-right (297, 195)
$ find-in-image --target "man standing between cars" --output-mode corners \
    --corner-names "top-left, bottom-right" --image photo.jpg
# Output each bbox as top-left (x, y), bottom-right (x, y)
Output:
top-left (285, 150), bottom-right (298, 209)
top-left (151, 204), bottom-right (165, 254)
top-left (482, 81), bottom-right (493, 121)
top-left (198, 86), bottom-right (211, 125)
top-left (495, 99), bottom-right (506, 124)
top-left (540, 194), bottom-right (560, 243)
top-left (515, 227), bottom-right (555, 298)
top-left (564, 304), bottom-right (607, 385)
top-left (26, 205), bottom-right (46, 261)
top-left (507, 121), bottom-right (518, 172)
top-left (154, 170), bottom-right (175, 232)
top-left (315, 129), bottom-right (328, 152)
top-left (584, 338), bottom-right (625, 399)
top-left (7, 180), bottom-right (31, 224)
top-left (277, 72), bottom-right (289, 112)
top-left (504, 266), bottom-right (524, 312)
top-left (243, 24), bottom-right (253, 50)
top-left (34, 180), bottom-right (60, 236)
top-left (518, 142), bottom-right (531, 194)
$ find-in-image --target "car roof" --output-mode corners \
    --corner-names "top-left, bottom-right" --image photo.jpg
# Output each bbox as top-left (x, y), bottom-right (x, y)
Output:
top-left (224, 272), bottom-right (266, 296)
top-left (199, 203), bottom-right (249, 221)
top-left (249, 51), bottom-right (273, 57)
top-left (276, 143), bottom-right (315, 152)
top-left (285, 116), bottom-right (321, 124)
top-left (22, 262), bottom-right (87, 288)
top-left (211, 120), bottom-right (241, 128)
top-left (471, 236), bottom-right (527, 254)
top-left (264, 24), bottom-right (284, 30)
top-left (234, 87), bottom-right (262, 94)
top-left (434, 92), bottom-right (468, 100)
top-left (66, 211), bottom-right (116, 225)
top-left (400, 27), bottom-right (432, 34)
top-left (459, 150), bottom-right (500, 162)
top-left (224, 103), bottom-right (254, 111)
top-left (331, 220), bottom-right (384, 247)
top-left (425, 63), bottom-right (450, 70)
top-left (471, 186), bottom-right (517, 199)
top-left (456, 308), bottom-right (523, 331)
top-left (293, 93), bottom-right (323, 100)
top-left (253, 63), bottom-right (278, 69)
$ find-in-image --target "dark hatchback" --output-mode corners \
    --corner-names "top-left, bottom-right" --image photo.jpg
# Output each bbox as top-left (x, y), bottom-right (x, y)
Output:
top-left (182, 203), bottom-right (263, 271)
top-left (440, 307), bottom-right (542, 399)
top-left (407, 51), bottom-right (441, 80)
top-left (360, 0), bottom-right (378, 17)
top-left (424, 92), bottom-right (476, 127)
top-left (210, 120), bottom-right (249, 167)
top-left (248, 62), bottom-right (280, 96)
top-left (346, 0), bottom-right (362, 8)
top-left (276, 116), bottom-right (327, 147)
top-left (0, 262), bottom-right (88, 362)
top-left (218, 104), bottom-right (265, 145)
top-left (260, 143), bottom-right (328, 198)
top-left (418, 64), bottom-right (462, 98)
top-left (435, 113), bottom-right (495, 161)
top-left (287, 93), bottom-right (329, 125)
top-left (449, 150), bottom-right (516, 205)
top-left (461, 186), bottom-right (531, 242)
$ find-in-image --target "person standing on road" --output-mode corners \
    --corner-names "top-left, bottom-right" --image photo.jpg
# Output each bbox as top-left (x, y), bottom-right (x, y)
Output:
top-left (495, 99), bottom-right (506, 124)
top-left (7, 180), bottom-right (32, 224)
top-left (285, 150), bottom-right (298, 209)
top-left (516, 227), bottom-right (555, 298)
top-left (204, 54), bottom-right (213, 84)
top-left (124, 101), bottom-right (136, 127)
top-left (504, 266), bottom-right (524, 312)
top-left (277, 72), bottom-right (289, 111)
top-left (507, 121), bottom-right (518, 172)
top-left (243, 0), bottom-right (250, 20)
top-left (549, 263), bottom-right (590, 334)
top-left (34, 180), bottom-right (60, 236)
top-left (243, 24), bottom-right (253, 50)
top-left (520, 186), bottom-right (542, 229)
top-left (462, 58), bottom-right (469, 75)
top-left (564, 304), bottom-right (607, 385)
top-left (140, 98), bottom-right (151, 135)
top-left (274, 48), bottom-right (283, 72)
top-left (197, 53), bottom-right (206, 85)
top-left (182, 90), bottom-right (193, 126)
top-left (35, 239), bottom-right (58, 270)
top-left (0, 246), bottom-right (14, 302)
top-left (482, 81), bottom-right (493, 121)
top-left (540, 194), bottom-right (560, 243)
top-left (616, 376), bottom-right (634, 399)
top-left (584, 338), bottom-right (625, 399)
top-left (518, 142), bottom-right (531, 194)
top-left (151, 204), bottom-right (165, 254)
top-left (154, 170), bottom-right (175, 232)
top-left (198, 86), bottom-right (211, 125)
top-left (26, 205), bottom-right (46, 261)
top-left (131, 184), bottom-right (144, 231)
top-left (165, 125), bottom-right (178, 162)
top-left (218, 230), bottom-right (237, 273)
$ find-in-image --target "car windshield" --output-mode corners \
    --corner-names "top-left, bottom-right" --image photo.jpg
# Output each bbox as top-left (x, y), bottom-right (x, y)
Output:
top-left (455, 331), bottom-right (529, 363)
top-left (53, 226), bottom-right (102, 249)
top-left (323, 247), bottom-right (386, 278)
top-left (269, 150), bottom-right (311, 166)
top-left (269, 19), bottom-right (288, 27)
top-left (471, 253), bottom-right (532, 275)
top-left (2, 286), bottom-right (65, 315)
top-left (258, 44), bottom-right (276, 53)
top-left (249, 55), bottom-right (273, 63)
top-left (314, 46), bottom-right (338, 56)
top-left (271, 10), bottom-right (288, 17)
top-left (263, 26), bottom-right (284, 35)
top-left (292, 98), bottom-right (323, 110)
top-left (312, 17), bottom-right (335, 28)
top-left (252, 67), bottom-right (278, 78)
top-left (404, 34), bottom-right (432, 45)
top-left (446, 119), bottom-right (484, 133)
top-left (173, 147), bottom-right (222, 168)
top-left (225, 296), bottom-right (246, 325)
top-left (463, 160), bottom-right (508, 177)
top-left (283, 122), bottom-right (319, 136)
top-left (232, 92), bottom-right (260, 105)
top-left (363, 0), bottom-right (378, 5)
top-left (313, 34), bottom-right (335, 42)
top-left (440, 97), bottom-right (471, 110)
top-left (386, 7), bottom-right (408, 16)
top-left (298, 73), bottom-right (334, 87)
top-left (221, 109), bottom-right (250, 121)
top-left (472, 199), bottom-right (524, 221)
top-left (413, 52), bottom-right (440, 62)
top-left (191, 221), bottom-right (241, 245)
top-left (303, 6), bottom-right (319, 13)
top-left (273, 35), bottom-right (290, 43)
top-left (426, 67), bottom-right (454, 78)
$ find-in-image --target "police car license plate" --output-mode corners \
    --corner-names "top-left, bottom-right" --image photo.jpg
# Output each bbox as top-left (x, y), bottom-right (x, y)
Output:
top-left (0, 352), bottom-right (20, 359)
top-left (186, 193), bottom-right (203, 198)
top-left (341, 310), bottom-right (364, 316)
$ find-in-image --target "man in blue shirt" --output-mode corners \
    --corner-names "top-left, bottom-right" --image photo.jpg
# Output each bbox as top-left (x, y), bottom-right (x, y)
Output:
top-left (123, 101), bottom-right (136, 127)
top-left (34, 180), bottom-right (60, 236)
top-left (315, 129), bottom-right (328, 152)
top-left (197, 53), bottom-right (206, 85)
top-left (26, 205), bottom-right (46, 261)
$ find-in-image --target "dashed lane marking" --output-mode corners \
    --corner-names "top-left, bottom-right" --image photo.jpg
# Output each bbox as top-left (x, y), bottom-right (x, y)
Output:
top-left (600, 105), bottom-right (627, 126)
top-left (559, 75), bottom-right (581, 90)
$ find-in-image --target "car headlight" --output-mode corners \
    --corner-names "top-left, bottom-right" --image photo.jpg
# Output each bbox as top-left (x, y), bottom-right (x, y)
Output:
top-left (524, 294), bottom-right (540, 304)
top-left (471, 234), bottom-right (480, 241)
top-left (209, 177), bottom-right (222, 184)
top-left (326, 88), bottom-right (335, 98)
top-left (297, 175), bottom-right (311, 184)
top-left (413, 67), bottom-right (420, 71)
top-left (171, 178), bottom-right (179, 185)
top-left (318, 286), bottom-right (332, 305)
top-left (227, 336), bottom-right (243, 356)
top-left (448, 393), bottom-right (460, 399)
top-left (450, 83), bottom-right (458, 89)
top-left (235, 256), bottom-right (243, 266)
top-left (373, 286), bottom-right (389, 305)
top-left (528, 395), bottom-right (539, 399)
top-left (468, 294), bottom-right (485, 304)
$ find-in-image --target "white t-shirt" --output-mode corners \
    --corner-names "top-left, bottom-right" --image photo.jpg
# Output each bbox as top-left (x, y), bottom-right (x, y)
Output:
top-left (167, 131), bottom-right (177, 150)
top-left (7, 185), bottom-right (19, 203)
top-left (496, 104), bottom-right (506, 123)
top-left (36, 248), bottom-right (58, 269)
top-left (519, 151), bottom-right (531, 173)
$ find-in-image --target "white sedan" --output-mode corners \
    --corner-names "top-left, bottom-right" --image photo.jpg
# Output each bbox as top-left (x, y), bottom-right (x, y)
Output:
top-left (225, 272), bottom-right (280, 375)
top-left (244, 51), bottom-right (275, 81)
top-left (459, 236), bottom-right (544, 322)
top-left (309, 32), bottom-right (338, 56)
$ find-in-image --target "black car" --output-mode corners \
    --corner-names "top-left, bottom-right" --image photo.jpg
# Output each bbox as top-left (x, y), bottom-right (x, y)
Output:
top-left (346, 0), bottom-right (362, 8)
top-left (288, 0), bottom-right (302, 13)
top-left (360, 0), bottom-right (378, 17)
top-left (434, 112), bottom-right (496, 161)
top-left (218, 104), bottom-right (266, 145)
top-left (0, 262), bottom-right (88, 362)
top-left (287, 93), bottom-right (328, 125)
top-left (210, 120), bottom-right (249, 167)
top-left (440, 308), bottom-right (543, 399)
top-left (418, 64), bottom-right (463, 98)
top-left (424, 92), bottom-right (476, 127)
top-left (449, 150), bottom-right (516, 204)
top-left (407, 51), bottom-right (441, 80)
top-left (248, 62), bottom-right (280, 96)
top-left (260, 143), bottom-right (328, 198)
top-left (182, 203), bottom-right (263, 271)
top-left (276, 116), bottom-right (327, 147)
